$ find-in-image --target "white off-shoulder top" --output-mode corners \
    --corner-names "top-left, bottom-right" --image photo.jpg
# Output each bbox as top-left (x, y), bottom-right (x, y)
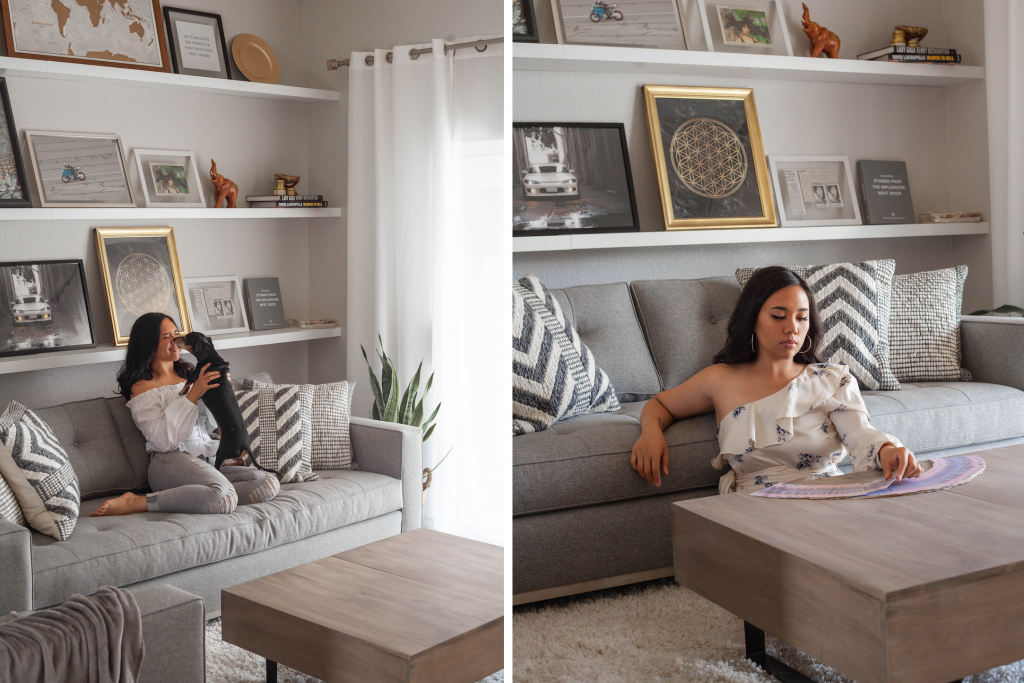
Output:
top-left (126, 383), bottom-right (220, 464)
top-left (712, 363), bottom-right (903, 494)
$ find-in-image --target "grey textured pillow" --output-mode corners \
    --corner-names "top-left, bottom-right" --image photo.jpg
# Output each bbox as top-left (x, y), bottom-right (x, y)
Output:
top-left (736, 260), bottom-right (900, 391)
top-left (0, 473), bottom-right (25, 528)
top-left (513, 274), bottom-right (620, 436)
top-left (889, 265), bottom-right (971, 382)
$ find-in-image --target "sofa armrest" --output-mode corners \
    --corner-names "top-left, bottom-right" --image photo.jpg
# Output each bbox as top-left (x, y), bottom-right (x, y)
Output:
top-left (961, 316), bottom-right (1024, 391)
top-left (131, 585), bottom-right (205, 683)
top-left (350, 417), bottom-right (422, 532)
top-left (0, 517), bottom-right (32, 614)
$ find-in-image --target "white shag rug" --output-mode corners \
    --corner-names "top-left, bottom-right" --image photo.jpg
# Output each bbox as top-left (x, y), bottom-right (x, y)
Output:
top-left (513, 581), bottom-right (1024, 683)
top-left (205, 618), bottom-right (504, 683)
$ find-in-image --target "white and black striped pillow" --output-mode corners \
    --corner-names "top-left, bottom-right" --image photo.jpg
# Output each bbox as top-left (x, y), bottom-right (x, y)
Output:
top-left (0, 402), bottom-right (79, 540)
top-left (889, 265), bottom-right (971, 382)
top-left (736, 260), bottom-right (900, 391)
top-left (235, 386), bottom-right (318, 483)
top-left (513, 274), bottom-right (620, 436)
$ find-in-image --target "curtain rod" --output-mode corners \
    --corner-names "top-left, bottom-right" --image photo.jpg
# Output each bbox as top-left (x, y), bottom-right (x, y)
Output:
top-left (326, 37), bottom-right (502, 70)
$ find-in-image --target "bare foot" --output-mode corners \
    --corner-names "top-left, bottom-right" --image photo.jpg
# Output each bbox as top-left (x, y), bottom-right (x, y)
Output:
top-left (90, 492), bottom-right (147, 517)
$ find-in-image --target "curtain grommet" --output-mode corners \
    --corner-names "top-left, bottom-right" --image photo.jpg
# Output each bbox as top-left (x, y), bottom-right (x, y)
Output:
top-left (364, 55), bottom-right (374, 66)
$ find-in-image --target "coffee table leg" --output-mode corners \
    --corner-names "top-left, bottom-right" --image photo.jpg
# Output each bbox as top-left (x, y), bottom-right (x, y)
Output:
top-left (744, 621), bottom-right (814, 683)
top-left (267, 659), bottom-right (277, 683)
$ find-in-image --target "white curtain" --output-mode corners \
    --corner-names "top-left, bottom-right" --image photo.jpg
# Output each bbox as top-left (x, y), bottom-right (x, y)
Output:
top-left (346, 37), bottom-right (504, 546)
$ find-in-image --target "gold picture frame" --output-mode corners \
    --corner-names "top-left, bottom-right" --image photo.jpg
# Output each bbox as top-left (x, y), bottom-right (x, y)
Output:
top-left (94, 227), bottom-right (191, 346)
top-left (643, 85), bottom-right (776, 230)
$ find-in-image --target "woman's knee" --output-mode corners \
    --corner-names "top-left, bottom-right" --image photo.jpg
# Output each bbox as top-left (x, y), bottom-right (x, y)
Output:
top-left (247, 473), bottom-right (280, 505)
top-left (206, 482), bottom-right (238, 514)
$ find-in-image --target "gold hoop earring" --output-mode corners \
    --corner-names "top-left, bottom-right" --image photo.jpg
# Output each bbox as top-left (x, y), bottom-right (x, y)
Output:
top-left (799, 337), bottom-right (811, 354)
top-left (751, 334), bottom-right (758, 352)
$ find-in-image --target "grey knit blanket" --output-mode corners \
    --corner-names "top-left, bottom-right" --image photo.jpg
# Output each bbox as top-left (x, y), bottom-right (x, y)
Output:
top-left (0, 586), bottom-right (144, 683)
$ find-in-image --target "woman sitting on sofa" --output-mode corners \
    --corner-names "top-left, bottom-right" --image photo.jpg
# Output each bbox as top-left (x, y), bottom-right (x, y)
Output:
top-left (630, 266), bottom-right (922, 493)
top-left (91, 313), bottom-right (280, 516)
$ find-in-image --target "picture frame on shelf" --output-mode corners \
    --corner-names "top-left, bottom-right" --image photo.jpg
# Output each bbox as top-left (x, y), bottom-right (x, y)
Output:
top-left (513, 122), bottom-right (640, 237)
top-left (0, 0), bottom-right (171, 72)
top-left (94, 227), bottom-right (190, 346)
top-left (642, 84), bottom-right (776, 230)
top-left (0, 260), bottom-right (95, 358)
top-left (687, 0), bottom-right (794, 56)
top-left (0, 78), bottom-right (31, 208)
top-left (163, 6), bottom-right (232, 79)
top-left (25, 131), bottom-right (135, 208)
top-left (768, 155), bottom-right (862, 227)
top-left (551, 0), bottom-right (691, 50)
top-left (133, 149), bottom-right (207, 207)
top-left (513, 0), bottom-right (541, 43)
top-left (183, 275), bottom-right (249, 336)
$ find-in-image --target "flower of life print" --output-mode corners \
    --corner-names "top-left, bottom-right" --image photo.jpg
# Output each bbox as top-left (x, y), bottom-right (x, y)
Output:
top-left (670, 117), bottom-right (748, 199)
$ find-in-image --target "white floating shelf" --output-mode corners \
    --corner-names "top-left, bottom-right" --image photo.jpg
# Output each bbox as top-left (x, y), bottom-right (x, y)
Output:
top-left (0, 207), bottom-right (341, 221)
top-left (0, 327), bottom-right (341, 376)
top-left (514, 43), bottom-right (985, 87)
top-left (0, 56), bottom-right (339, 103)
top-left (513, 222), bottom-right (990, 252)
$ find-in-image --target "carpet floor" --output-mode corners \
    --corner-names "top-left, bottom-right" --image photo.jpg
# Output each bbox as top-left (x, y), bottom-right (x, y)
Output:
top-left (205, 618), bottom-right (504, 683)
top-left (513, 579), bottom-right (1024, 683)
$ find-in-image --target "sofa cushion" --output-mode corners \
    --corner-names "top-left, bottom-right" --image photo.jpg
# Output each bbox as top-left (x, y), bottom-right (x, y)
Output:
top-left (29, 470), bottom-right (402, 609)
top-left (550, 283), bottom-right (661, 402)
top-left (630, 277), bottom-right (740, 391)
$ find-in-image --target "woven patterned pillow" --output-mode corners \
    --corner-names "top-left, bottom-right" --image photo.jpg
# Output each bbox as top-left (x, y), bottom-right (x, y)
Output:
top-left (234, 385), bottom-right (318, 483)
top-left (0, 474), bottom-right (25, 528)
top-left (0, 402), bottom-right (79, 540)
top-left (245, 379), bottom-right (355, 470)
top-left (889, 265), bottom-right (971, 382)
top-left (513, 274), bottom-right (620, 436)
top-left (736, 260), bottom-right (900, 391)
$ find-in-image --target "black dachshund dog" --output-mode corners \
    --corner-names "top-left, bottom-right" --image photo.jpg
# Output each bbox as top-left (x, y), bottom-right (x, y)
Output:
top-left (176, 331), bottom-right (270, 472)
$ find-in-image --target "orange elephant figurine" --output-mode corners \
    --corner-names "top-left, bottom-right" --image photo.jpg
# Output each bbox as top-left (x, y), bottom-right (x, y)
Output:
top-left (801, 3), bottom-right (840, 59)
top-left (210, 160), bottom-right (238, 208)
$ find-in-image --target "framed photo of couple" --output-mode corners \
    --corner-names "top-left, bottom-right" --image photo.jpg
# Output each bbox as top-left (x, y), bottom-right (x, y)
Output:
top-left (183, 275), bottom-right (249, 336)
top-left (768, 155), bottom-right (863, 227)
top-left (133, 149), bottom-right (207, 207)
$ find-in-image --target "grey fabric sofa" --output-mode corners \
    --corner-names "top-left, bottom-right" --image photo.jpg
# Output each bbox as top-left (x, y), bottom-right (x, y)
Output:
top-left (0, 373), bottom-right (422, 618)
top-left (513, 277), bottom-right (1024, 603)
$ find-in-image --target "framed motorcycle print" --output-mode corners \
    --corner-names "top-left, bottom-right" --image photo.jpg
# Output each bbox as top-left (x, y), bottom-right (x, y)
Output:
top-left (25, 131), bottom-right (135, 208)
top-left (552, 0), bottom-right (691, 50)
top-left (133, 149), bottom-right (207, 207)
top-left (643, 85), bottom-right (776, 230)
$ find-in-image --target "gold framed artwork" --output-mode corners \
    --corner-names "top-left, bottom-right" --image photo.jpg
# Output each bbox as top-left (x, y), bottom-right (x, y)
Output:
top-left (642, 85), bottom-right (776, 230)
top-left (94, 227), bottom-right (190, 346)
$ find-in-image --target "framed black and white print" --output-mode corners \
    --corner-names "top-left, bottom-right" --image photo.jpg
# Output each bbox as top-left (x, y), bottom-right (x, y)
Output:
top-left (0, 79), bottom-right (30, 208)
top-left (552, 0), bottom-right (690, 50)
top-left (513, 123), bottom-right (640, 236)
top-left (25, 131), bottom-right (135, 208)
top-left (767, 155), bottom-right (862, 227)
top-left (513, 0), bottom-right (540, 42)
top-left (163, 6), bottom-right (232, 79)
top-left (183, 275), bottom-right (249, 336)
top-left (0, 260), bottom-right (95, 358)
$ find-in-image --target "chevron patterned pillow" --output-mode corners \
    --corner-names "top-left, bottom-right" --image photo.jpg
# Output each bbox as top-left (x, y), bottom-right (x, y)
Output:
top-left (235, 385), bottom-right (319, 483)
top-left (513, 274), bottom-right (620, 436)
top-left (736, 261), bottom-right (900, 391)
top-left (0, 401), bottom-right (79, 541)
top-left (889, 265), bottom-right (971, 382)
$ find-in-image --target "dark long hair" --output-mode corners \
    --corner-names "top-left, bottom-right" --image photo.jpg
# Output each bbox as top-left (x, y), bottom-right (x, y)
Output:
top-left (712, 266), bottom-right (824, 366)
top-left (115, 312), bottom-right (194, 401)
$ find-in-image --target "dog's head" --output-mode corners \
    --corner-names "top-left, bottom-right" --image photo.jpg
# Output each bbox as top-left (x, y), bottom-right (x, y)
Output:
top-left (175, 331), bottom-right (215, 360)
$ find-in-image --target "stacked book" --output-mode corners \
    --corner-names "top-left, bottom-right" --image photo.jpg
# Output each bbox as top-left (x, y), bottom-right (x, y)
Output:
top-left (857, 45), bottom-right (961, 63)
top-left (247, 194), bottom-right (329, 208)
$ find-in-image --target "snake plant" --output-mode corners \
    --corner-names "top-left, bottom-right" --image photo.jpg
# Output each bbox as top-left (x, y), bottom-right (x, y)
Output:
top-left (360, 335), bottom-right (440, 442)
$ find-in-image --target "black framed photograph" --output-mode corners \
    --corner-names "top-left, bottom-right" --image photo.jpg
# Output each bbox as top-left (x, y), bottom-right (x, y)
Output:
top-left (0, 78), bottom-right (30, 208)
top-left (0, 260), bottom-right (95, 358)
top-left (513, 0), bottom-right (540, 43)
top-left (513, 123), bottom-right (640, 236)
top-left (163, 6), bottom-right (232, 79)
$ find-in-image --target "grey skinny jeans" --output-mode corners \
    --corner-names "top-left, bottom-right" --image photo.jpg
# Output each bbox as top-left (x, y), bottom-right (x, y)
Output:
top-left (145, 451), bottom-right (280, 514)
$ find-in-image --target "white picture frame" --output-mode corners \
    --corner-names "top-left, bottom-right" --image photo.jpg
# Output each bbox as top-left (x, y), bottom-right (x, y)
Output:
top-left (692, 0), bottom-right (794, 56)
top-left (768, 155), bottom-right (863, 227)
top-left (133, 149), bottom-right (207, 208)
top-left (183, 275), bottom-right (249, 336)
top-left (25, 131), bottom-right (135, 208)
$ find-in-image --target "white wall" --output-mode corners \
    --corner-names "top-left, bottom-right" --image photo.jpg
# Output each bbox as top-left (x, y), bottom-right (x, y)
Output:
top-left (516, 0), bottom-right (992, 313)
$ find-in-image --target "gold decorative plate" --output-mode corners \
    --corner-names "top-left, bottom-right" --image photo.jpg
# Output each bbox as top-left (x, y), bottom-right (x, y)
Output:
top-left (231, 34), bottom-right (281, 84)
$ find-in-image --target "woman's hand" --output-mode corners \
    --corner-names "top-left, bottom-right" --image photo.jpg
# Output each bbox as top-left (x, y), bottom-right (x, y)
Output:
top-left (879, 443), bottom-right (922, 481)
top-left (631, 428), bottom-right (669, 487)
top-left (186, 363), bottom-right (221, 404)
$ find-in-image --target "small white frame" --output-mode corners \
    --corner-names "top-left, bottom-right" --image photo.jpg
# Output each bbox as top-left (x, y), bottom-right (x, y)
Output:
top-left (768, 155), bottom-right (862, 227)
top-left (696, 0), bottom-right (793, 55)
top-left (182, 275), bottom-right (250, 336)
top-left (133, 148), bottom-right (207, 208)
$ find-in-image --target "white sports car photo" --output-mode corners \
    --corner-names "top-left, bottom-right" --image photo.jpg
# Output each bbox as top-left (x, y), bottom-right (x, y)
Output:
top-left (520, 163), bottom-right (579, 199)
top-left (11, 295), bottom-right (52, 324)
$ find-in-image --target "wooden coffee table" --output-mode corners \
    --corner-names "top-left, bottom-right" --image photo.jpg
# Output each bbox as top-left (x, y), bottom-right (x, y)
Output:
top-left (222, 528), bottom-right (503, 683)
top-left (672, 446), bottom-right (1024, 683)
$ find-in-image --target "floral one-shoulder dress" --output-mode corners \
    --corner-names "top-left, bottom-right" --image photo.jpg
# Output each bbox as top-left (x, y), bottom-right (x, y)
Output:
top-left (712, 363), bottom-right (903, 494)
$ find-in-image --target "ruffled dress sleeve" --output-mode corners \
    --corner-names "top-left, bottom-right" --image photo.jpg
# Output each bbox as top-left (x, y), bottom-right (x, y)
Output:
top-left (823, 372), bottom-right (903, 472)
top-left (127, 386), bottom-right (200, 453)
